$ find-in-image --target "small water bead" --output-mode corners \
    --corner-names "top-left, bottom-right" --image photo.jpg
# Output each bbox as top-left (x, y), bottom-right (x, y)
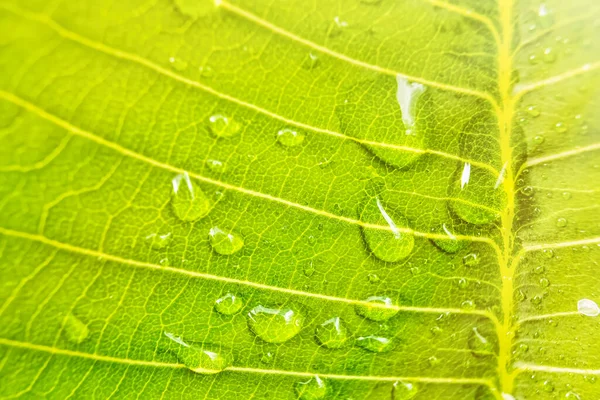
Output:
top-left (533, 135), bottom-right (545, 146)
top-left (206, 159), bottom-right (225, 173)
top-left (526, 105), bottom-right (540, 117)
top-left (539, 278), bottom-right (550, 288)
top-left (315, 317), bottom-right (350, 349)
top-left (427, 356), bottom-right (440, 366)
top-left (461, 300), bottom-right (475, 309)
top-left (430, 326), bottom-right (443, 335)
top-left (209, 227), bottom-right (244, 255)
top-left (368, 273), bottom-right (380, 284)
top-left (63, 313), bottom-right (89, 344)
top-left (304, 261), bottom-right (316, 277)
top-left (164, 332), bottom-right (232, 374)
top-left (396, 76), bottom-right (425, 136)
top-left (247, 304), bottom-right (305, 343)
top-left (577, 298), bottom-right (599, 317)
top-left (145, 232), bottom-right (172, 249)
top-left (277, 128), bottom-right (305, 147)
top-left (208, 114), bottom-right (241, 138)
top-left (198, 65), bottom-right (214, 78)
top-left (295, 376), bottom-right (327, 400)
top-left (468, 327), bottom-right (496, 356)
top-left (540, 380), bottom-right (555, 392)
top-left (584, 375), bottom-right (597, 384)
top-left (355, 296), bottom-right (398, 322)
top-left (171, 172), bottom-right (212, 221)
top-left (522, 186), bottom-right (534, 196)
top-left (302, 52), bottom-right (320, 69)
top-left (519, 344), bottom-right (529, 353)
top-left (360, 196), bottom-right (414, 262)
top-left (392, 381), bottom-right (418, 399)
top-left (528, 54), bottom-right (539, 65)
top-left (356, 335), bottom-right (392, 353)
top-left (516, 289), bottom-right (527, 302)
top-left (463, 253), bottom-right (480, 267)
top-left (215, 293), bottom-right (243, 315)
top-left (562, 191), bottom-right (572, 200)
top-left (542, 249), bottom-right (554, 258)
top-left (168, 56), bottom-right (188, 71)
top-left (457, 278), bottom-right (468, 289)
top-left (328, 16), bottom-right (348, 37)
top-left (555, 122), bottom-right (567, 133)
top-left (260, 352), bottom-right (274, 364)
top-left (531, 295), bottom-right (543, 305)
top-left (543, 47), bottom-right (556, 63)
top-left (556, 217), bottom-right (567, 228)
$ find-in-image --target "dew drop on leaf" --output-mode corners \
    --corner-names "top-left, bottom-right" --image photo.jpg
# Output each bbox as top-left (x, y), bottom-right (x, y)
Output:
top-left (315, 317), bottom-right (350, 349)
top-left (206, 159), bottom-right (225, 173)
top-left (63, 313), bottom-right (89, 344)
top-left (533, 135), bottom-right (544, 145)
top-left (214, 293), bottom-right (243, 315)
top-left (526, 105), bottom-right (540, 117)
top-left (542, 380), bottom-right (555, 392)
top-left (392, 380), bottom-right (418, 399)
top-left (247, 304), bottom-right (305, 343)
top-left (427, 356), bottom-right (440, 366)
top-left (463, 253), bottom-right (480, 267)
top-left (555, 122), bottom-right (567, 133)
top-left (145, 232), bottom-right (172, 249)
top-left (556, 217), bottom-right (567, 227)
top-left (359, 196), bottom-right (414, 262)
top-left (328, 16), bottom-right (348, 37)
top-left (209, 227), bottom-right (244, 255)
top-left (302, 52), bottom-right (320, 69)
top-left (396, 76), bottom-right (425, 136)
top-left (303, 261), bottom-right (315, 277)
top-left (542, 249), bottom-right (554, 258)
top-left (171, 172), bottom-right (212, 221)
top-left (208, 114), bottom-right (241, 138)
top-left (461, 300), bottom-right (475, 309)
top-left (432, 223), bottom-right (464, 253)
top-left (467, 326), bottom-right (496, 356)
top-left (562, 191), bottom-right (572, 200)
top-left (565, 391), bottom-right (581, 399)
top-left (277, 128), bottom-right (305, 147)
top-left (198, 65), bottom-right (214, 77)
top-left (457, 278), bottom-right (468, 289)
top-left (355, 296), bottom-right (398, 322)
top-left (356, 335), bottom-right (392, 352)
top-left (539, 278), bottom-right (550, 287)
top-left (368, 273), bottom-right (380, 283)
top-left (577, 299), bottom-right (599, 317)
top-left (543, 47), bottom-right (556, 63)
top-left (164, 332), bottom-right (232, 374)
top-left (295, 375), bottom-right (327, 400)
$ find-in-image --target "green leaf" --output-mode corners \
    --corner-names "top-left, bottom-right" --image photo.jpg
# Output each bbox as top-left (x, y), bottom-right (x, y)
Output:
top-left (0, 0), bottom-right (598, 399)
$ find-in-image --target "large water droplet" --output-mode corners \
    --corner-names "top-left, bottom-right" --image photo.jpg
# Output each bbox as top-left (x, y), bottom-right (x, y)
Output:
top-left (209, 227), bottom-right (244, 255)
top-left (432, 223), bottom-right (464, 253)
top-left (63, 313), bottom-right (88, 344)
top-left (164, 332), bottom-right (232, 374)
top-left (450, 163), bottom-right (504, 225)
top-left (247, 304), bottom-right (305, 343)
top-left (277, 128), bottom-right (305, 147)
top-left (215, 293), bottom-right (243, 315)
top-left (356, 335), bottom-right (392, 352)
top-left (556, 217), bottom-right (567, 228)
top-left (360, 196), bottom-right (414, 262)
top-left (396, 76), bottom-right (425, 136)
top-left (355, 296), bottom-right (398, 321)
top-left (315, 317), bottom-right (349, 349)
top-left (171, 172), bottom-right (211, 221)
top-left (208, 114), bottom-right (241, 138)
top-left (392, 381), bottom-right (418, 399)
top-left (295, 376), bottom-right (327, 400)
top-left (145, 231), bottom-right (172, 249)
top-left (577, 299), bottom-right (599, 317)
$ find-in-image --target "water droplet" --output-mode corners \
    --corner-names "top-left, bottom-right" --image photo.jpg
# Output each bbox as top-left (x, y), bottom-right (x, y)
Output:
top-left (432, 223), bottom-right (464, 253)
top-left (63, 313), bottom-right (88, 344)
top-left (542, 249), bottom-right (554, 258)
top-left (543, 47), bottom-right (556, 63)
top-left (461, 300), bottom-right (475, 309)
top-left (519, 344), bottom-right (529, 353)
top-left (430, 326), bottom-right (442, 335)
top-left (577, 299), bottom-right (599, 317)
top-left (556, 218), bottom-right (567, 228)
top-left (516, 289), bottom-right (527, 302)
top-left (260, 352), bottom-right (274, 364)
top-left (528, 54), bottom-right (539, 65)
top-left (304, 261), bottom-right (315, 277)
top-left (164, 332), bottom-right (232, 374)
top-left (522, 186), bottom-right (534, 196)
top-left (410, 266), bottom-right (420, 275)
top-left (145, 232), bottom-right (172, 249)
top-left (168, 56), bottom-right (188, 71)
top-left (328, 16), bottom-right (348, 37)
top-left (539, 278), bottom-right (550, 287)
top-left (247, 304), bottom-right (305, 343)
top-left (392, 380), bottom-right (418, 399)
top-left (355, 296), bottom-right (398, 322)
top-left (533, 135), bottom-right (544, 145)
top-left (427, 356), bottom-right (440, 366)
top-left (208, 114), bottom-right (241, 138)
top-left (526, 105), bottom-right (540, 117)
top-left (534, 265), bottom-right (545, 274)
top-left (295, 376), bottom-right (327, 400)
top-left (171, 172), bottom-right (211, 221)
top-left (555, 122), bottom-right (567, 133)
top-left (215, 293), bottom-right (243, 315)
top-left (356, 335), bottom-right (392, 352)
top-left (584, 375), bottom-right (597, 384)
top-left (540, 380), bottom-right (555, 392)
top-left (206, 159), bottom-right (225, 173)
top-left (468, 327), bottom-right (496, 356)
top-left (209, 227), bottom-right (244, 255)
top-left (531, 295), bottom-right (543, 305)
top-left (562, 191), bottom-right (572, 200)
top-left (450, 164), bottom-right (504, 225)
top-left (277, 128), bottom-right (305, 147)
top-left (565, 391), bottom-right (581, 399)
top-left (315, 317), bottom-right (349, 349)
top-left (463, 253), bottom-right (480, 267)
top-left (302, 52), bottom-right (320, 69)
top-left (396, 76), bottom-right (425, 136)
top-left (360, 196), bottom-right (414, 262)
top-left (368, 273), bottom-right (380, 284)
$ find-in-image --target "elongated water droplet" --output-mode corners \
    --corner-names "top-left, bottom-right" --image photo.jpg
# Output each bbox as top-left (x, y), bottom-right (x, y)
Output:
top-left (565, 391), bottom-right (581, 399)
top-left (215, 293), bottom-right (243, 315)
top-left (360, 196), bottom-right (414, 262)
top-left (277, 128), bottom-right (304, 147)
top-left (208, 114), bottom-right (241, 138)
top-left (432, 223), bottom-right (464, 253)
top-left (355, 296), bottom-right (398, 321)
top-left (209, 227), bottom-right (244, 255)
top-left (468, 326), bottom-right (496, 356)
top-left (578, 299), bottom-right (599, 317)
top-left (393, 381), bottom-right (418, 399)
top-left (145, 232), bottom-right (172, 249)
top-left (164, 332), bottom-right (232, 374)
top-left (396, 76), bottom-right (425, 136)
top-left (356, 335), bottom-right (392, 352)
top-left (315, 317), bottom-right (349, 349)
top-left (247, 304), bottom-right (305, 343)
top-left (63, 313), bottom-right (88, 344)
top-left (171, 172), bottom-right (211, 221)
top-left (450, 164), bottom-right (504, 225)
top-left (295, 376), bottom-right (327, 400)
